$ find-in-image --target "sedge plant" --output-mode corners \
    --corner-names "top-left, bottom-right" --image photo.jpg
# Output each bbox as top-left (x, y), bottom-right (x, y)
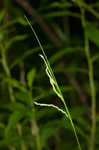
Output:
top-left (25, 15), bottom-right (82, 150)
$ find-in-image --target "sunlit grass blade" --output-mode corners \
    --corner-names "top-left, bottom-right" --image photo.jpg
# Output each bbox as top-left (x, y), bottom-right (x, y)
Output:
top-left (34, 101), bottom-right (68, 117)
top-left (24, 15), bottom-right (82, 150)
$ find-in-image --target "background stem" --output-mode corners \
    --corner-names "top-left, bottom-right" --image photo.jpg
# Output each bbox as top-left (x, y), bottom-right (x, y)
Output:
top-left (19, 62), bottom-right (41, 150)
top-left (0, 44), bottom-right (27, 150)
top-left (80, 8), bottom-right (96, 150)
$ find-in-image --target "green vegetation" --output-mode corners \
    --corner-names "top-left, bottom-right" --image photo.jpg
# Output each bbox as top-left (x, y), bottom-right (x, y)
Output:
top-left (0, 0), bottom-right (99, 150)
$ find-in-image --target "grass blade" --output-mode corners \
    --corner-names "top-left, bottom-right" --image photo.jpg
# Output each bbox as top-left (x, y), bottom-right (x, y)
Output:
top-left (24, 15), bottom-right (82, 150)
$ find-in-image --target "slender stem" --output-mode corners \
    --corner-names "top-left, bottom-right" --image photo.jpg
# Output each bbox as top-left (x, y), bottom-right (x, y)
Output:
top-left (25, 15), bottom-right (82, 150)
top-left (19, 62), bottom-right (41, 150)
top-left (57, 86), bottom-right (82, 150)
top-left (80, 8), bottom-right (96, 150)
top-left (30, 93), bottom-right (41, 150)
top-left (31, 117), bottom-right (41, 150)
top-left (0, 44), bottom-right (27, 150)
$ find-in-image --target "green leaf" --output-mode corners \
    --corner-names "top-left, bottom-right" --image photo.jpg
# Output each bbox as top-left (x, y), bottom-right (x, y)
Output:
top-left (5, 102), bottom-right (26, 112)
top-left (17, 17), bottom-right (29, 25)
top-left (10, 45), bottom-right (52, 69)
top-left (92, 53), bottom-right (99, 63)
top-left (0, 136), bottom-right (22, 147)
top-left (0, 9), bottom-right (6, 23)
top-left (54, 66), bottom-right (88, 75)
top-left (27, 68), bottom-right (36, 89)
top-left (49, 46), bottom-right (83, 64)
top-left (15, 91), bottom-right (32, 105)
top-left (0, 29), bottom-right (7, 41)
top-left (2, 77), bottom-right (26, 92)
top-left (5, 110), bottom-right (25, 137)
top-left (5, 34), bottom-right (28, 49)
top-left (0, 122), bottom-right (4, 128)
top-left (50, 2), bottom-right (72, 8)
top-left (44, 11), bottom-right (80, 19)
top-left (85, 22), bottom-right (99, 47)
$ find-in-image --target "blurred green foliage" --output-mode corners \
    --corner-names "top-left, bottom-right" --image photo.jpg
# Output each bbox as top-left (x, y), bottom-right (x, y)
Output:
top-left (0, 0), bottom-right (99, 150)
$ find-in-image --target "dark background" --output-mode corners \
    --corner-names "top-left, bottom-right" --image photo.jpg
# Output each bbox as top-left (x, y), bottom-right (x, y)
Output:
top-left (0, 0), bottom-right (99, 150)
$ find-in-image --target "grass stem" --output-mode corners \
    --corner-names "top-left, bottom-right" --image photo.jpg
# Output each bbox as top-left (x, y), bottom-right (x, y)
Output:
top-left (0, 44), bottom-right (27, 150)
top-left (25, 15), bottom-right (82, 150)
top-left (80, 8), bottom-right (96, 150)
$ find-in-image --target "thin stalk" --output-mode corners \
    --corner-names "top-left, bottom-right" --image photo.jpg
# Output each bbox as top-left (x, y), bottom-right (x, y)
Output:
top-left (25, 15), bottom-right (82, 150)
top-left (28, 92), bottom-right (41, 150)
top-left (31, 108), bottom-right (41, 150)
top-left (55, 83), bottom-right (81, 150)
top-left (19, 62), bottom-right (41, 150)
top-left (80, 8), bottom-right (96, 150)
top-left (0, 44), bottom-right (27, 150)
